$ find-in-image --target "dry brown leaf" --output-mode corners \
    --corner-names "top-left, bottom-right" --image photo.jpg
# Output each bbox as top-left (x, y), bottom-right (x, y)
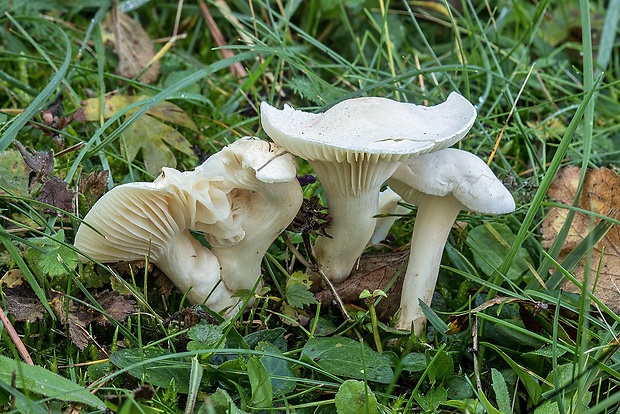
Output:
top-left (36, 176), bottom-right (77, 215)
top-left (50, 295), bottom-right (92, 350)
top-left (93, 290), bottom-right (136, 325)
top-left (1, 269), bottom-right (24, 288)
top-left (50, 291), bottom-right (137, 349)
top-left (102, 8), bottom-right (160, 84)
top-left (13, 140), bottom-right (53, 188)
top-left (78, 170), bottom-right (109, 211)
top-left (3, 285), bottom-right (45, 323)
top-left (315, 251), bottom-right (408, 320)
top-left (542, 166), bottom-right (620, 311)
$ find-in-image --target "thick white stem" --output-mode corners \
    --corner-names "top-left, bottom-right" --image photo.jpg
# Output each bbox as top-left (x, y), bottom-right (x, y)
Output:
top-left (395, 195), bottom-right (463, 334)
top-left (311, 160), bottom-right (400, 283)
top-left (313, 190), bottom-right (381, 283)
top-left (157, 231), bottom-right (241, 314)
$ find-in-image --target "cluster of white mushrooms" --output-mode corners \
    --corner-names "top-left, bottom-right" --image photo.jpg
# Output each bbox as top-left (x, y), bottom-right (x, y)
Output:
top-left (74, 92), bottom-right (515, 335)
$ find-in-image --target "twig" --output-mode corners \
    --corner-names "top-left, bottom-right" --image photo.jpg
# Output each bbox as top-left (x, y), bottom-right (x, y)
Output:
top-left (0, 306), bottom-right (34, 365)
top-left (198, 0), bottom-right (248, 78)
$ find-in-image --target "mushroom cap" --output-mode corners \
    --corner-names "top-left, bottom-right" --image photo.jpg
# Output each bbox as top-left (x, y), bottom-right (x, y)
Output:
top-left (388, 148), bottom-right (516, 214)
top-left (198, 137), bottom-right (298, 188)
top-left (260, 92), bottom-right (477, 164)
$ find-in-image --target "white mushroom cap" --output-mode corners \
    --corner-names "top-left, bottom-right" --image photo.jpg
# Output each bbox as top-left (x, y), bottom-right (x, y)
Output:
top-left (260, 92), bottom-right (477, 163)
top-left (260, 93), bottom-right (477, 283)
top-left (387, 148), bottom-right (515, 334)
top-left (388, 148), bottom-right (515, 214)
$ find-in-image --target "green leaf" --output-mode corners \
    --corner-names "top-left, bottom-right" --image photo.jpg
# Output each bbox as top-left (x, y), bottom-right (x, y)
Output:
top-left (187, 321), bottom-right (226, 351)
top-left (400, 352), bottom-right (426, 373)
top-left (335, 379), bottom-right (378, 414)
top-left (286, 271), bottom-right (319, 309)
top-left (0, 149), bottom-right (30, 197)
top-left (0, 379), bottom-right (48, 414)
top-left (426, 348), bottom-right (454, 386)
top-left (538, 363), bottom-right (592, 413)
top-left (200, 388), bottom-right (248, 414)
top-left (301, 337), bottom-right (393, 384)
top-left (0, 355), bottom-right (106, 408)
top-left (445, 375), bottom-right (473, 400)
top-left (244, 327), bottom-right (287, 351)
top-left (109, 348), bottom-right (191, 393)
top-left (257, 342), bottom-right (296, 396)
top-left (491, 368), bottom-right (511, 414)
top-left (247, 356), bottom-right (273, 409)
top-left (483, 342), bottom-right (542, 405)
top-left (467, 223), bottom-right (533, 281)
top-left (413, 386), bottom-right (447, 412)
top-left (186, 356), bottom-right (203, 414)
top-left (122, 114), bottom-right (195, 176)
top-left (25, 230), bottom-right (79, 280)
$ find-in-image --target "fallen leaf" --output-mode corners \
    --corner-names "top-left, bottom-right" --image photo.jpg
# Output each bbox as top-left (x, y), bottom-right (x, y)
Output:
top-left (78, 95), bottom-right (198, 175)
top-left (315, 251), bottom-right (408, 320)
top-left (13, 141), bottom-right (54, 187)
top-left (92, 290), bottom-right (136, 325)
top-left (49, 290), bottom-right (137, 350)
top-left (123, 114), bottom-right (195, 175)
top-left (541, 166), bottom-right (620, 312)
top-left (50, 295), bottom-right (92, 350)
top-left (36, 176), bottom-right (76, 215)
top-left (101, 8), bottom-right (160, 83)
top-left (78, 170), bottom-right (109, 211)
top-left (0, 269), bottom-right (24, 288)
top-left (0, 149), bottom-right (30, 197)
top-left (3, 285), bottom-right (45, 323)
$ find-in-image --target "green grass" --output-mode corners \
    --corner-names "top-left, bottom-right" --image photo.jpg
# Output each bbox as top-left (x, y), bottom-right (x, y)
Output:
top-left (0, 0), bottom-right (619, 413)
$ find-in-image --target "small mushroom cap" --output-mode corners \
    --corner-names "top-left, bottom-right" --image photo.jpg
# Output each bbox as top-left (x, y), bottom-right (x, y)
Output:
top-left (388, 148), bottom-right (516, 214)
top-left (198, 137), bottom-right (298, 187)
top-left (260, 92), bottom-right (477, 163)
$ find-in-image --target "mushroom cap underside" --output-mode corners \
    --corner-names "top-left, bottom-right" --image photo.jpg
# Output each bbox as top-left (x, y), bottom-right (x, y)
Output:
top-left (74, 180), bottom-right (242, 263)
top-left (260, 92), bottom-right (477, 163)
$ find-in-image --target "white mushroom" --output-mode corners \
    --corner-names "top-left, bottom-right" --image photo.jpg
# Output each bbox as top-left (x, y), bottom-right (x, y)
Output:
top-left (199, 138), bottom-right (303, 293)
top-left (387, 148), bottom-right (516, 334)
top-left (261, 93), bottom-right (477, 283)
top-left (74, 138), bottom-right (302, 315)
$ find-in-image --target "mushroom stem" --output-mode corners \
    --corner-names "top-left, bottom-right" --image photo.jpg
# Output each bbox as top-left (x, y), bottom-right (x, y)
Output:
top-left (309, 159), bottom-right (401, 283)
top-left (395, 195), bottom-right (462, 334)
top-left (312, 188), bottom-right (381, 283)
top-left (156, 230), bottom-right (241, 314)
top-left (211, 181), bottom-right (302, 292)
